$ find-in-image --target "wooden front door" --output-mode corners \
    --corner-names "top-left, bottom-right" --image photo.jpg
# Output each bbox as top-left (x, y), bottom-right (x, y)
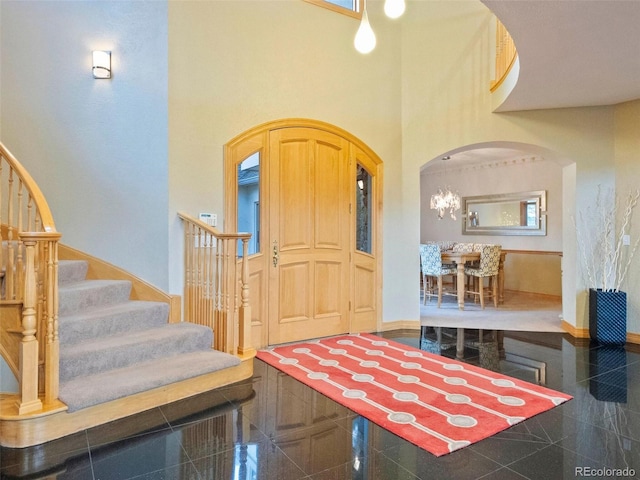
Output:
top-left (267, 128), bottom-right (350, 344)
top-left (225, 120), bottom-right (382, 348)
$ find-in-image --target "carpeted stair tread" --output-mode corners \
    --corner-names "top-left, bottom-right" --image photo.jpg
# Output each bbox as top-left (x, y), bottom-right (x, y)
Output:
top-left (59, 350), bottom-right (241, 412)
top-left (59, 323), bottom-right (213, 381)
top-left (58, 260), bottom-right (89, 285)
top-left (58, 279), bottom-right (132, 315)
top-left (54, 257), bottom-right (242, 414)
top-left (59, 301), bottom-right (169, 345)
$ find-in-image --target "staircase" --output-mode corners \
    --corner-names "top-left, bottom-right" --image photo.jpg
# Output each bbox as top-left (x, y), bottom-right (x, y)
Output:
top-left (57, 259), bottom-right (241, 412)
top-left (1, 143), bottom-right (255, 448)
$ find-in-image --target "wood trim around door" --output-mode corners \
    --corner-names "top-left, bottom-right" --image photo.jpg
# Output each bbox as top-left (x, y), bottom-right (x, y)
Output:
top-left (225, 118), bottom-right (383, 348)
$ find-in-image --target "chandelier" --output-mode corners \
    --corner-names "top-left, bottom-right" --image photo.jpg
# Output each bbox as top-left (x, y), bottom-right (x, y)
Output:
top-left (429, 155), bottom-right (460, 220)
top-left (430, 187), bottom-right (461, 220)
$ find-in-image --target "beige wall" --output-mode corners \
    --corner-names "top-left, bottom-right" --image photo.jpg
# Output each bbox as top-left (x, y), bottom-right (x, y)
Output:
top-left (1, 0), bottom-right (637, 340)
top-left (614, 100), bottom-right (640, 334)
top-left (400, 1), bottom-right (621, 331)
top-left (168, 1), bottom-right (406, 317)
top-left (169, 0), bottom-right (629, 330)
top-left (504, 254), bottom-right (562, 296)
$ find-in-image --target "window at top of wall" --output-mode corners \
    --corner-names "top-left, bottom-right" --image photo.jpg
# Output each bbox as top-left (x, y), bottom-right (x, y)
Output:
top-left (303, 0), bottom-right (363, 19)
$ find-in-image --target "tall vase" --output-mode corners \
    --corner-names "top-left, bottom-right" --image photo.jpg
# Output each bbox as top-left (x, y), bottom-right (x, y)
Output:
top-left (589, 288), bottom-right (627, 345)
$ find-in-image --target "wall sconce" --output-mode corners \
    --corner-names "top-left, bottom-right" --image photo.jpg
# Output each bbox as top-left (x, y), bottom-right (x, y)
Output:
top-left (92, 51), bottom-right (111, 79)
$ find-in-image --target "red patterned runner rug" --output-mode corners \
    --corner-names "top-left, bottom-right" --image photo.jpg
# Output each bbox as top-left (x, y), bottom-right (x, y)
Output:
top-left (256, 333), bottom-right (572, 456)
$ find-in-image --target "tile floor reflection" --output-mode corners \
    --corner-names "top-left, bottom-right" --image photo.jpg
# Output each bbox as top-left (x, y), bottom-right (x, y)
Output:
top-left (2, 329), bottom-right (640, 480)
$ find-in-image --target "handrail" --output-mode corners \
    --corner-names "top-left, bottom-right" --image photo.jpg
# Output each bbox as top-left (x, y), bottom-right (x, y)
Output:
top-left (0, 141), bottom-right (61, 414)
top-left (178, 212), bottom-right (254, 358)
top-left (490, 18), bottom-right (518, 93)
top-left (0, 143), bottom-right (56, 232)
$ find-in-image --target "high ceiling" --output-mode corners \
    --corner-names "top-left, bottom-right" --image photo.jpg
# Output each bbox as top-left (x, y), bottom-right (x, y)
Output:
top-left (482, 0), bottom-right (640, 112)
top-left (425, 0), bottom-right (640, 172)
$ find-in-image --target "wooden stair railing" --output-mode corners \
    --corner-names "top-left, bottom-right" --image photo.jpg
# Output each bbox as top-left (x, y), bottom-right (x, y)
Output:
top-left (490, 18), bottom-right (518, 92)
top-left (0, 142), bottom-right (61, 414)
top-left (178, 212), bottom-right (254, 359)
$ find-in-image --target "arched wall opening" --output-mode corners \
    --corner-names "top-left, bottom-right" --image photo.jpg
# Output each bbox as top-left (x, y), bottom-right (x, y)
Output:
top-left (419, 141), bottom-right (576, 329)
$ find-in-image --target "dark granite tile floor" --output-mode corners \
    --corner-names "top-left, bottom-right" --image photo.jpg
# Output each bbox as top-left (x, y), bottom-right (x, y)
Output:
top-left (2, 329), bottom-right (640, 480)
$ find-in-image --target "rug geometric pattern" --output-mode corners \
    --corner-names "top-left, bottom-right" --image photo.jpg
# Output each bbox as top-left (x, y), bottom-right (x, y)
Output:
top-left (257, 333), bottom-right (572, 456)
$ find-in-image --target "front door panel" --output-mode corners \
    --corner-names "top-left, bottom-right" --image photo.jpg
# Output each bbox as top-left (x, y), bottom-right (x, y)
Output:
top-left (268, 128), bottom-right (350, 344)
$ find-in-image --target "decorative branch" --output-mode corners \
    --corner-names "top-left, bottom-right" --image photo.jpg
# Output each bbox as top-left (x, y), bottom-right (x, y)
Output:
top-left (615, 189), bottom-right (640, 290)
top-left (576, 186), bottom-right (639, 292)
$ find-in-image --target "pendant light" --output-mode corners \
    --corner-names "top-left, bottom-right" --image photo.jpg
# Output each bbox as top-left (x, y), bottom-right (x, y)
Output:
top-left (384, 0), bottom-right (406, 19)
top-left (354, 0), bottom-right (376, 54)
top-left (429, 156), bottom-right (461, 220)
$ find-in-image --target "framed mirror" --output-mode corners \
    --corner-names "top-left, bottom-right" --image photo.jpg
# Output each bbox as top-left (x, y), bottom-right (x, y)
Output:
top-left (462, 190), bottom-right (547, 236)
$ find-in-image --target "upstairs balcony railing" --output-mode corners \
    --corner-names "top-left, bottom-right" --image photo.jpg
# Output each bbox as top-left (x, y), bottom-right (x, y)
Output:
top-left (490, 19), bottom-right (518, 92)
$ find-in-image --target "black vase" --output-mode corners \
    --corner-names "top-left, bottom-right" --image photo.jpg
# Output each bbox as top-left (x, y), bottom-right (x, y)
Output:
top-left (589, 288), bottom-right (627, 345)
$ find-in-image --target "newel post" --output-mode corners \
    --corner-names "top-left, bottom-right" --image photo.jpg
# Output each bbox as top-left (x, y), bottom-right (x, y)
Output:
top-left (44, 234), bottom-right (61, 404)
top-left (17, 237), bottom-right (42, 414)
top-left (237, 237), bottom-right (255, 357)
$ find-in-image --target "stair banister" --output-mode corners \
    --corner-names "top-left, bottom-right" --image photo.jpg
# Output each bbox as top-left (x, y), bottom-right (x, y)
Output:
top-left (1, 142), bottom-right (60, 414)
top-left (237, 237), bottom-right (253, 356)
top-left (17, 236), bottom-right (41, 414)
top-left (178, 212), bottom-right (254, 358)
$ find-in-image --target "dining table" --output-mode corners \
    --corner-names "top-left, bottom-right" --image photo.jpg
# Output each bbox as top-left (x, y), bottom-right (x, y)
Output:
top-left (440, 250), bottom-right (507, 310)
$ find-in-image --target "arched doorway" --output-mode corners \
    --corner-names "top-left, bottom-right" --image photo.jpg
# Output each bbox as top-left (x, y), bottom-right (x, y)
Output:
top-left (225, 119), bottom-right (383, 348)
top-left (419, 142), bottom-right (574, 329)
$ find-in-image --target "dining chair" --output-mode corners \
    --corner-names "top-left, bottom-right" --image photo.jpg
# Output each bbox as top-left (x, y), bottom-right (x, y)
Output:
top-left (451, 242), bottom-right (477, 293)
top-left (464, 244), bottom-right (501, 309)
top-left (420, 244), bottom-right (457, 307)
top-left (437, 240), bottom-right (456, 252)
top-left (452, 242), bottom-right (475, 253)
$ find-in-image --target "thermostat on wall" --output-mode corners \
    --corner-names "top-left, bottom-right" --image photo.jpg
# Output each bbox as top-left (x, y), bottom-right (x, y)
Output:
top-left (199, 212), bottom-right (217, 227)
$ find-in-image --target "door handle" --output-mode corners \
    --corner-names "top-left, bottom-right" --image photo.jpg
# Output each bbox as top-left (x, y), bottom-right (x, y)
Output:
top-left (273, 240), bottom-right (279, 267)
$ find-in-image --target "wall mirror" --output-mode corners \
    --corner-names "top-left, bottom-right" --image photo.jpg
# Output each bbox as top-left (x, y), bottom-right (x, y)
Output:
top-left (462, 190), bottom-right (547, 236)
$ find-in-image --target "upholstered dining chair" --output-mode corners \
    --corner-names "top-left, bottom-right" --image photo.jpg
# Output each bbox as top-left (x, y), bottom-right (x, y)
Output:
top-left (451, 242), bottom-right (477, 293)
top-left (420, 244), bottom-right (457, 307)
top-left (436, 240), bottom-right (456, 252)
top-left (452, 242), bottom-right (475, 253)
top-left (464, 244), bottom-right (501, 309)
